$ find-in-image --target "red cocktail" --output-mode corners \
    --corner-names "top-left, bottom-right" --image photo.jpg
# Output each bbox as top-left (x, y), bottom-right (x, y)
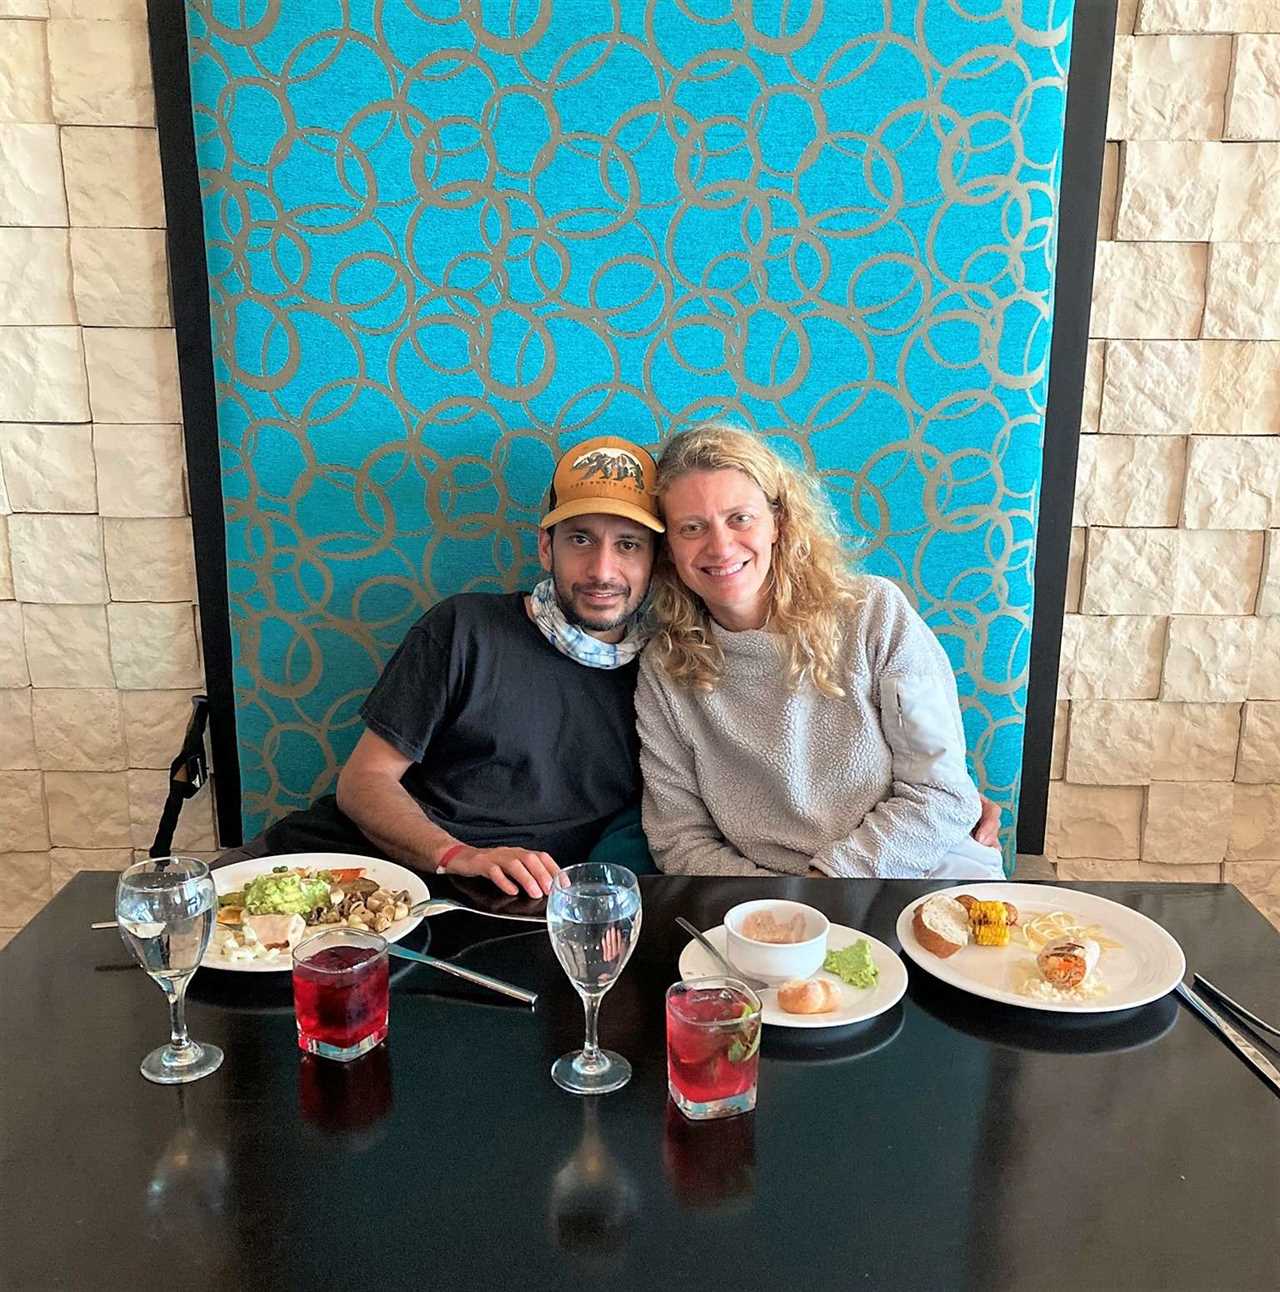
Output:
top-left (292, 929), bottom-right (389, 1061)
top-left (666, 977), bottom-right (762, 1119)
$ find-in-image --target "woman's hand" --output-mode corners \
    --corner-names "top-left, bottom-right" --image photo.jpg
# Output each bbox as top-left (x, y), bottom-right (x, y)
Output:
top-left (972, 796), bottom-right (1001, 848)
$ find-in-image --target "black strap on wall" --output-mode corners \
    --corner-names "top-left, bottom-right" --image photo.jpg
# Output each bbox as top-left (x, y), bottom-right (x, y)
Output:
top-left (150, 695), bottom-right (211, 859)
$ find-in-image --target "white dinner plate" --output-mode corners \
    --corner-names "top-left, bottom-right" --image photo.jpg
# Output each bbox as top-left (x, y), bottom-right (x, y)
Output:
top-left (204, 853), bottom-right (429, 973)
top-left (677, 923), bottom-right (908, 1029)
top-left (896, 882), bottom-right (1186, 1014)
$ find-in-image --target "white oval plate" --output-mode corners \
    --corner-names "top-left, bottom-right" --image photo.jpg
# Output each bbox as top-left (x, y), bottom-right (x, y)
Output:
top-left (204, 853), bottom-right (429, 973)
top-left (678, 923), bottom-right (908, 1029)
top-left (896, 882), bottom-right (1186, 1014)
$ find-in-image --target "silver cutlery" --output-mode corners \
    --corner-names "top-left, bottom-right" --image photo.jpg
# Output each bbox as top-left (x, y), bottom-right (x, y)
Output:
top-left (1174, 981), bottom-right (1280, 1096)
top-left (386, 943), bottom-right (537, 1006)
top-left (674, 916), bottom-right (769, 992)
top-left (1193, 974), bottom-right (1280, 1039)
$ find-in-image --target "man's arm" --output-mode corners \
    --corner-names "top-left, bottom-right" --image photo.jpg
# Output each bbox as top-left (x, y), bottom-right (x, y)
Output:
top-left (335, 730), bottom-right (557, 899)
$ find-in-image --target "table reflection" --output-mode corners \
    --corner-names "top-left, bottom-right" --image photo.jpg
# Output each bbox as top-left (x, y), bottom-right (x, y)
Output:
top-left (546, 1097), bottom-right (638, 1258)
top-left (297, 1045), bottom-right (394, 1151)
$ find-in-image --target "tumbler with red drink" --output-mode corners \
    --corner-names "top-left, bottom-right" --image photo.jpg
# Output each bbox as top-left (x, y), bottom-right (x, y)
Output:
top-left (665, 977), bottom-right (762, 1120)
top-left (292, 928), bottom-right (389, 1061)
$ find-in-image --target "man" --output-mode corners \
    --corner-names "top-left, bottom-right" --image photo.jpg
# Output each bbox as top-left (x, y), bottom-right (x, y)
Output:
top-left (229, 435), bottom-right (999, 897)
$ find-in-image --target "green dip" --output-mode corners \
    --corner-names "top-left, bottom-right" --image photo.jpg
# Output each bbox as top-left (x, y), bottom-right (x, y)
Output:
top-left (823, 939), bottom-right (878, 988)
top-left (242, 869), bottom-right (331, 916)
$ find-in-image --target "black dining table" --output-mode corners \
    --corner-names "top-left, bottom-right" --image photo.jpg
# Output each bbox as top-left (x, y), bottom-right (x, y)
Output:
top-left (2, 873), bottom-right (1278, 1292)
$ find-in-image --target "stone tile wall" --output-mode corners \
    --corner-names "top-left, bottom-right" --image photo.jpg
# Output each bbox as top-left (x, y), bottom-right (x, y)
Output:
top-left (0, 1), bottom-right (215, 950)
top-left (1046, 0), bottom-right (1280, 927)
top-left (0, 1), bottom-right (1276, 945)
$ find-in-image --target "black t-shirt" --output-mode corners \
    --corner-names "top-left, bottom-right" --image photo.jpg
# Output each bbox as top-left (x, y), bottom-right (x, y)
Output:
top-left (358, 592), bottom-right (641, 862)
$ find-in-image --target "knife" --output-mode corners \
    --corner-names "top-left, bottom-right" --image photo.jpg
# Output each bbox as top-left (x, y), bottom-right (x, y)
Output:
top-left (387, 943), bottom-right (538, 1007)
top-left (1174, 980), bottom-right (1280, 1096)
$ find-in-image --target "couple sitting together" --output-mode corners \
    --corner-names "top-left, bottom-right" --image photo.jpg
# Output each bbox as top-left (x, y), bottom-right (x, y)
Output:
top-left (221, 425), bottom-right (1003, 897)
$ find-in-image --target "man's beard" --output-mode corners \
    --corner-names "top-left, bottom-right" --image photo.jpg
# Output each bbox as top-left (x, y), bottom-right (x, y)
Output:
top-left (552, 572), bottom-right (640, 634)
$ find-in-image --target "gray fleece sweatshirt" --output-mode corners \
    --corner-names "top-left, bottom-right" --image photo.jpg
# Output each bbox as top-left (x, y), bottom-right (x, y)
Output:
top-left (636, 576), bottom-right (1005, 880)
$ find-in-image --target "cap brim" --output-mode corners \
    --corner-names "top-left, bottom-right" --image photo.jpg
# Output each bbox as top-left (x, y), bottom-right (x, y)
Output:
top-left (541, 497), bottom-right (665, 533)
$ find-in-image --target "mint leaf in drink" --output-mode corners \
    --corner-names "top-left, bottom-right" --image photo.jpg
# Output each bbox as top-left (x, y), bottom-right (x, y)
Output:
top-left (727, 1018), bottom-right (761, 1065)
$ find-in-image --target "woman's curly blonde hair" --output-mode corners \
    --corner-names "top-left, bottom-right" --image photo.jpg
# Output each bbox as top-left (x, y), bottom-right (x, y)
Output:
top-left (648, 423), bottom-right (862, 696)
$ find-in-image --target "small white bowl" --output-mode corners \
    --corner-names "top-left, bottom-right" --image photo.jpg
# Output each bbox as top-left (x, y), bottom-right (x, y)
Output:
top-left (724, 899), bottom-right (829, 985)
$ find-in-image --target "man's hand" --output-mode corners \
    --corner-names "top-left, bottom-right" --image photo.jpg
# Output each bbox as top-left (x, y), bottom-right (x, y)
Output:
top-left (448, 845), bottom-right (559, 899)
top-left (972, 796), bottom-right (1001, 848)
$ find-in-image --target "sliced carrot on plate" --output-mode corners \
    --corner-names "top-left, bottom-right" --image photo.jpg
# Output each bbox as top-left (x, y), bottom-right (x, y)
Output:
top-left (325, 868), bottom-right (365, 883)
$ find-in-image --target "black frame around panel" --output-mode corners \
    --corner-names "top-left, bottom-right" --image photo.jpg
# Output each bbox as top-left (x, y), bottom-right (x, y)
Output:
top-left (145, 0), bottom-right (1115, 855)
top-left (147, 0), bottom-right (243, 845)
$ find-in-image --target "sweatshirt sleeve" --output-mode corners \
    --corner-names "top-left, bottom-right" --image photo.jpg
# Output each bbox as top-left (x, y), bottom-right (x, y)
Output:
top-left (812, 582), bottom-right (984, 879)
top-left (635, 656), bottom-right (775, 877)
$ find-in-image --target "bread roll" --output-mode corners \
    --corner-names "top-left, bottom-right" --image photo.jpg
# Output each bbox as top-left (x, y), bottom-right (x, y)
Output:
top-left (777, 978), bottom-right (842, 1014)
top-left (912, 895), bottom-right (970, 958)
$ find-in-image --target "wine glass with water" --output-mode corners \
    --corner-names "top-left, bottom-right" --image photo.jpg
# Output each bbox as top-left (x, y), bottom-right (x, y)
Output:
top-left (116, 856), bottom-right (224, 1085)
top-left (547, 862), bottom-right (642, 1095)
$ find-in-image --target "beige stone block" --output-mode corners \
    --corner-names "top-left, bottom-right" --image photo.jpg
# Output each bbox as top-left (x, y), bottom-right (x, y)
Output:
top-left (1074, 435), bottom-right (1185, 527)
top-left (1051, 700), bottom-right (1068, 780)
top-left (1182, 437), bottom-right (1280, 529)
top-left (10, 515), bottom-right (99, 604)
top-left (61, 125), bottom-right (164, 227)
top-left (0, 2), bottom-right (50, 18)
top-left (69, 228), bottom-right (170, 328)
top-left (0, 424), bottom-right (96, 513)
top-left (0, 518), bottom-right (11, 599)
top-left (1138, 1), bottom-right (1280, 32)
top-left (0, 771), bottom-right (48, 850)
top-left (49, 1), bottom-right (146, 15)
top-left (1259, 532), bottom-right (1280, 615)
top-left (0, 602), bottom-right (28, 686)
top-left (1152, 702), bottom-right (1243, 780)
top-left (1081, 340), bottom-right (1104, 434)
top-left (1115, 141), bottom-right (1221, 241)
top-left (1237, 702), bottom-right (1280, 783)
top-left (0, 19), bottom-right (50, 122)
top-left (1196, 341), bottom-right (1280, 435)
top-left (1123, 35), bottom-right (1232, 140)
top-left (31, 688), bottom-right (125, 772)
top-left (48, 20), bottom-right (153, 127)
top-left (1116, 0), bottom-right (1140, 33)
top-left (0, 850), bottom-right (51, 923)
top-left (123, 691), bottom-right (199, 768)
top-left (1089, 242), bottom-right (1206, 339)
top-left (1059, 615), bottom-right (1165, 699)
top-left (83, 328), bottom-right (180, 423)
top-left (1226, 35), bottom-right (1280, 141)
top-left (1214, 144), bottom-right (1280, 243)
top-left (21, 603), bottom-right (111, 687)
top-left (108, 602), bottom-right (201, 690)
top-left (0, 688), bottom-right (36, 768)
top-left (127, 768), bottom-right (216, 851)
top-left (50, 846), bottom-right (130, 895)
top-left (1224, 861), bottom-right (1280, 929)
top-left (1080, 528), bottom-right (1176, 614)
top-left (1065, 700), bottom-right (1157, 784)
top-left (1098, 143), bottom-right (1119, 242)
top-left (0, 229), bottom-right (75, 325)
top-left (1066, 528), bottom-right (1084, 613)
top-left (1163, 615), bottom-right (1257, 701)
top-left (1048, 783), bottom-right (1144, 859)
top-left (8, 513), bottom-right (104, 604)
top-left (0, 124), bottom-right (66, 224)
top-left (1098, 340), bottom-right (1199, 437)
top-left (1171, 530), bottom-right (1265, 613)
top-left (1107, 35), bottom-right (1132, 142)
top-left (1012, 853), bottom-right (1055, 880)
top-left (103, 518), bottom-right (195, 602)
top-left (1138, 863), bottom-right (1222, 881)
top-left (1250, 616), bottom-right (1280, 698)
top-left (1143, 780), bottom-right (1233, 862)
top-left (1228, 784), bottom-right (1280, 859)
top-left (0, 328), bottom-right (89, 422)
top-left (1203, 244), bottom-right (1280, 340)
top-left (45, 769), bottom-right (130, 847)
top-left (1055, 859), bottom-right (1145, 881)
top-left (93, 424), bottom-right (186, 518)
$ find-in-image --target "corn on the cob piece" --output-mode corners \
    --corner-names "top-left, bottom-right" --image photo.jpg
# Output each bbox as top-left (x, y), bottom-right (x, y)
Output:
top-left (973, 922), bottom-right (1011, 946)
top-left (971, 900), bottom-right (1009, 927)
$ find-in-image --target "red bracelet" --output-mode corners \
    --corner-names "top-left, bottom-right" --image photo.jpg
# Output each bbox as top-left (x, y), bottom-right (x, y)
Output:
top-left (436, 843), bottom-right (467, 874)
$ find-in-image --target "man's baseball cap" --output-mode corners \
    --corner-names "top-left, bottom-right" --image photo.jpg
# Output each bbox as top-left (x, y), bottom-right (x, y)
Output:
top-left (540, 436), bottom-right (665, 533)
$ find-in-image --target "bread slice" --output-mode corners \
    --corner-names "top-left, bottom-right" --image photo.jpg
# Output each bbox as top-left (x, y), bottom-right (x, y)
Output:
top-left (912, 895), bottom-right (970, 958)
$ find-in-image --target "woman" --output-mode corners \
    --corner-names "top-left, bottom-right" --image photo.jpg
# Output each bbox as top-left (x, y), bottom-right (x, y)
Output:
top-left (636, 424), bottom-right (1004, 880)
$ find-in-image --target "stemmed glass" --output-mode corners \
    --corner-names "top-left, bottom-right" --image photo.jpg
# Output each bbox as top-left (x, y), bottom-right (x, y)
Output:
top-left (116, 856), bottom-right (224, 1085)
top-left (546, 863), bottom-right (642, 1095)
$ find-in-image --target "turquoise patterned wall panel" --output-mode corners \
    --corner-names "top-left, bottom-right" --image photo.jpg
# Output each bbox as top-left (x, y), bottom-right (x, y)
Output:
top-left (185, 0), bottom-right (1076, 851)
